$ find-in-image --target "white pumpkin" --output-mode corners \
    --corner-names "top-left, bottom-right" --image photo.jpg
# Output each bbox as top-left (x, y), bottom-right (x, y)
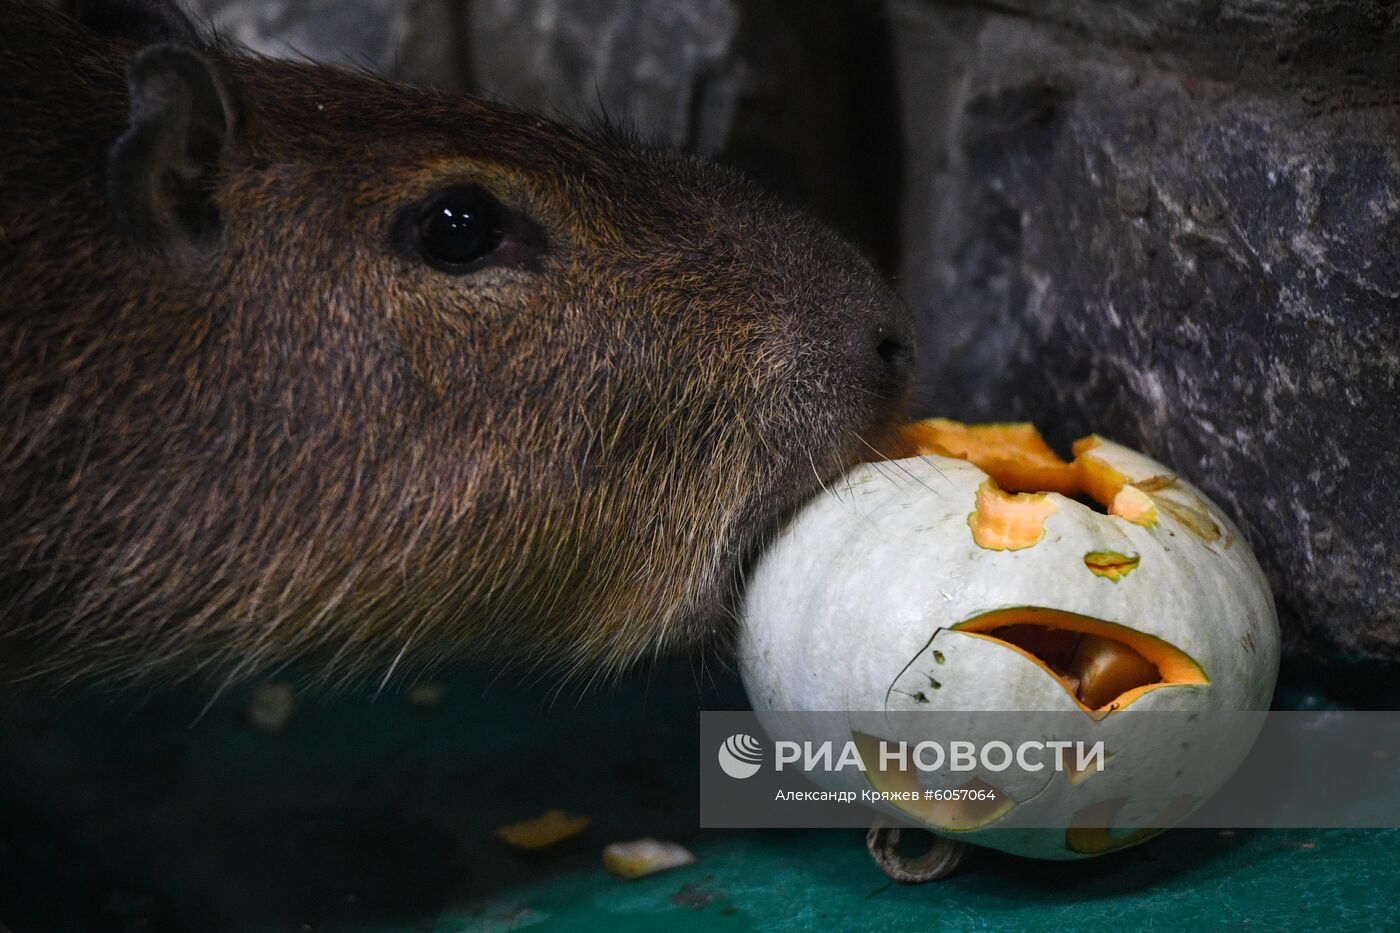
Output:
top-left (739, 421), bottom-right (1280, 860)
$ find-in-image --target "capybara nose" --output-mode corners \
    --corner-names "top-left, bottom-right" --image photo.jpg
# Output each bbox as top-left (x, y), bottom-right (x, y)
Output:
top-left (859, 308), bottom-right (915, 406)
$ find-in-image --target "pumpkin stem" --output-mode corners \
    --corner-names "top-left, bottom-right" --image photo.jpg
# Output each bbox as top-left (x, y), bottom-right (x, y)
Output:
top-left (865, 826), bottom-right (970, 883)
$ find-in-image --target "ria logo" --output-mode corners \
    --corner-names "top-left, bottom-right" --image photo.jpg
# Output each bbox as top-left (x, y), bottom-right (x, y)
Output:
top-left (718, 733), bottom-right (764, 779)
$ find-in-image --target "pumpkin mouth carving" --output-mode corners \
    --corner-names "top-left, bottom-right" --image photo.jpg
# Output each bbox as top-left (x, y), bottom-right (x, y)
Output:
top-left (952, 608), bottom-right (1209, 713)
top-left (853, 732), bottom-right (1017, 830)
top-left (1065, 795), bottom-right (1199, 854)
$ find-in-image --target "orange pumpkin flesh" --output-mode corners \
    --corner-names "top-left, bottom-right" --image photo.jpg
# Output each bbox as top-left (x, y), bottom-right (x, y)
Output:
top-left (888, 420), bottom-right (1164, 530)
top-left (967, 480), bottom-right (1058, 550)
top-left (952, 608), bottom-right (1208, 713)
top-left (894, 419), bottom-right (1080, 495)
top-left (1083, 550), bottom-right (1141, 580)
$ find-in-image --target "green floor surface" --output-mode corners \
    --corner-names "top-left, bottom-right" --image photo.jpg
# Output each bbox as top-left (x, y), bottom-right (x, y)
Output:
top-left (0, 661), bottom-right (1395, 932)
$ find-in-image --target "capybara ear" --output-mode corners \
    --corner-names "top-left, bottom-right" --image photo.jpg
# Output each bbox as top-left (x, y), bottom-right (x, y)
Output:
top-left (107, 43), bottom-right (236, 265)
top-left (66, 0), bottom-right (204, 46)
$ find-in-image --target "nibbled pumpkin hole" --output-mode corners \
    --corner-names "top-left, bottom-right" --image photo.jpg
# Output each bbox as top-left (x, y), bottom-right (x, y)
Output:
top-left (891, 419), bottom-right (1079, 495)
top-left (968, 480), bottom-right (1057, 550)
top-left (882, 420), bottom-right (1170, 528)
top-left (953, 608), bottom-right (1208, 713)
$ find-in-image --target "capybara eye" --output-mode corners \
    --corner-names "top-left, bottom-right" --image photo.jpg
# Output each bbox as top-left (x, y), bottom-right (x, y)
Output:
top-left (414, 185), bottom-right (505, 272)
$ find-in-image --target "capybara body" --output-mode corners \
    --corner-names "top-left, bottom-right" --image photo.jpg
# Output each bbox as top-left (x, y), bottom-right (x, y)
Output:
top-left (0, 0), bottom-right (912, 684)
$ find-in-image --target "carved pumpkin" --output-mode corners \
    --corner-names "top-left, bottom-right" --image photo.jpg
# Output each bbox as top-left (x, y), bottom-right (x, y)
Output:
top-left (739, 420), bottom-right (1280, 859)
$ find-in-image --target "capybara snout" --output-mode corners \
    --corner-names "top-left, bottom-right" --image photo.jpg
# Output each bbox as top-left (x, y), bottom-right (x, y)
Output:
top-left (0, 0), bottom-right (913, 682)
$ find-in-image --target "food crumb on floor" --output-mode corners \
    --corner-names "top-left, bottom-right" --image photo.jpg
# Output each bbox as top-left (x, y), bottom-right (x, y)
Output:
top-left (494, 810), bottom-right (589, 850)
top-left (603, 838), bottom-right (696, 879)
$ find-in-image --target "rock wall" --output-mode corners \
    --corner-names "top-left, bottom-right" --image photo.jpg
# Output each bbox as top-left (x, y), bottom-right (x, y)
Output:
top-left (178, 0), bottom-right (1400, 678)
top-left (889, 1), bottom-right (1400, 679)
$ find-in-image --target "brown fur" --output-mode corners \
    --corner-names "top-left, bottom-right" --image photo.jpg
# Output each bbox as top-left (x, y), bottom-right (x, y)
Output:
top-left (0, 1), bottom-right (912, 686)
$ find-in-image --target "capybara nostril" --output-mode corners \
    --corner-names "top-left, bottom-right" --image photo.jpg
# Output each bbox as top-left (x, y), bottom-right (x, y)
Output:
top-left (855, 310), bottom-right (915, 409)
top-left (873, 330), bottom-right (913, 398)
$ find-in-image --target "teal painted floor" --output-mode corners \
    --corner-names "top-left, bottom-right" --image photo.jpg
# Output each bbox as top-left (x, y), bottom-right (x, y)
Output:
top-left (0, 661), bottom-right (1395, 932)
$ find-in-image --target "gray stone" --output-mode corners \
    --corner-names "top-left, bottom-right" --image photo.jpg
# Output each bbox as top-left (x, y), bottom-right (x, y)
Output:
top-left (463, 0), bottom-right (742, 155)
top-left (186, 0), bottom-right (462, 88)
top-left (892, 1), bottom-right (1400, 674)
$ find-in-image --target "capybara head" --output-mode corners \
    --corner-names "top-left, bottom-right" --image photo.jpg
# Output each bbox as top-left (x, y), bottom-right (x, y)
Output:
top-left (0, 0), bottom-right (913, 684)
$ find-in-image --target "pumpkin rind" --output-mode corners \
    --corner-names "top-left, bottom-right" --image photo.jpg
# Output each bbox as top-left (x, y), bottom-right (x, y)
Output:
top-left (739, 435), bottom-right (1280, 860)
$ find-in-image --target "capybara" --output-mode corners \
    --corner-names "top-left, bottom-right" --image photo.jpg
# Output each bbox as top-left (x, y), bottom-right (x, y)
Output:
top-left (0, 0), bottom-right (913, 685)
